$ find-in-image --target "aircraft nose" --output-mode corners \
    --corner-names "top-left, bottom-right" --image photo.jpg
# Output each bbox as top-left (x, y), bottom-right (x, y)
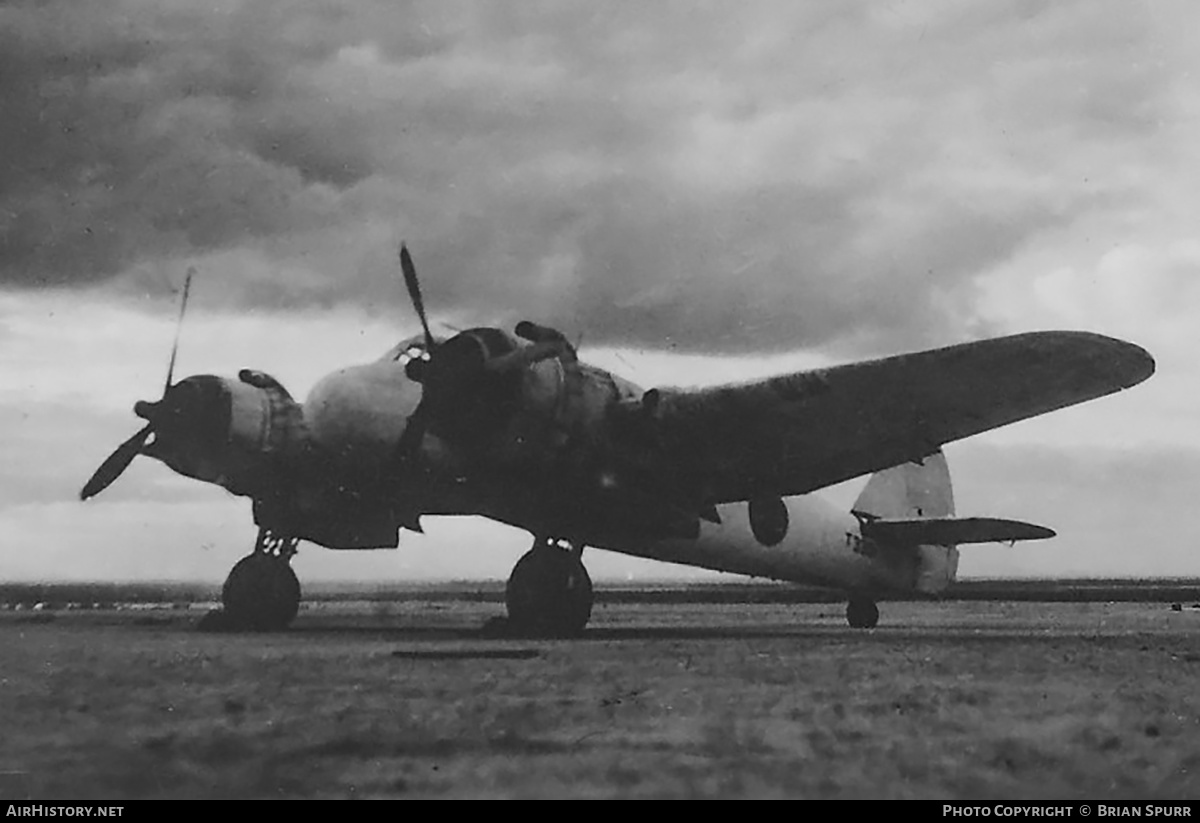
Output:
top-left (151, 376), bottom-right (233, 445)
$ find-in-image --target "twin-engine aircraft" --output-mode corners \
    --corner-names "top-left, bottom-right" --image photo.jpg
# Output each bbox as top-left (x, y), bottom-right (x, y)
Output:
top-left (80, 247), bottom-right (1155, 635)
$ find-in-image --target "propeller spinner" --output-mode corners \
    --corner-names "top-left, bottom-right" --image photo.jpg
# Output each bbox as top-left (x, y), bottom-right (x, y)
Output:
top-left (80, 266), bottom-right (196, 500)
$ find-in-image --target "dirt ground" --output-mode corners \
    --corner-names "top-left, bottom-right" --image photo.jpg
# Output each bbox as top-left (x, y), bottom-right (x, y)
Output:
top-left (1, 599), bottom-right (1198, 799)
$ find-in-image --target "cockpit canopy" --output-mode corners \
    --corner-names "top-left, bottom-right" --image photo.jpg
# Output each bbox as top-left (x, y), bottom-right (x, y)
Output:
top-left (378, 334), bottom-right (439, 365)
top-left (378, 327), bottom-right (522, 366)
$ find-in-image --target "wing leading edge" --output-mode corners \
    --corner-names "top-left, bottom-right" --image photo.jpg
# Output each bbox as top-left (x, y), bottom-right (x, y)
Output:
top-left (654, 331), bottom-right (1154, 504)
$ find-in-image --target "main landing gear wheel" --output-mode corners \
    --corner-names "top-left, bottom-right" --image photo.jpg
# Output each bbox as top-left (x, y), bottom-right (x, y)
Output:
top-left (846, 596), bottom-right (880, 629)
top-left (504, 539), bottom-right (593, 638)
top-left (202, 531), bottom-right (301, 632)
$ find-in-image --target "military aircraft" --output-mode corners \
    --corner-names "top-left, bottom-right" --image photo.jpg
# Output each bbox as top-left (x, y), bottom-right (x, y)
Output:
top-left (79, 246), bottom-right (1155, 635)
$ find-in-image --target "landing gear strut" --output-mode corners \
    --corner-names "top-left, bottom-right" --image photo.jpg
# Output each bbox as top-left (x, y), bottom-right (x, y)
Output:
top-left (201, 529), bottom-right (301, 632)
top-left (846, 596), bottom-right (879, 629)
top-left (502, 537), bottom-right (593, 637)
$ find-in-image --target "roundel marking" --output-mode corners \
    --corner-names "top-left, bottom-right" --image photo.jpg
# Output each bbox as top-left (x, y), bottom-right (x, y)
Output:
top-left (749, 497), bottom-right (789, 546)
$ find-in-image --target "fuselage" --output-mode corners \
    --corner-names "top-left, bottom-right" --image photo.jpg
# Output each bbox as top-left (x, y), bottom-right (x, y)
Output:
top-left (602, 494), bottom-right (956, 595)
top-left (300, 341), bottom-right (951, 596)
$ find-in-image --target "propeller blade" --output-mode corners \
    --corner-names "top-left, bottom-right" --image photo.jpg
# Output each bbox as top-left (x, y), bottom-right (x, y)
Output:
top-left (394, 401), bottom-right (430, 460)
top-left (399, 244), bottom-right (436, 352)
top-left (163, 266), bottom-right (196, 395)
top-left (80, 424), bottom-right (153, 501)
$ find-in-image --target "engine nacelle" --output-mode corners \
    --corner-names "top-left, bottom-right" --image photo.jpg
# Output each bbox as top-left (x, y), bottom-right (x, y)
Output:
top-left (303, 361), bottom-right (419, 465)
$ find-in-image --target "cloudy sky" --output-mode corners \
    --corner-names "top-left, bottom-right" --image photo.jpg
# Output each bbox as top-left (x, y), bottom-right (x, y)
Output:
top-left (1, 0), bottom-right (1197, 584)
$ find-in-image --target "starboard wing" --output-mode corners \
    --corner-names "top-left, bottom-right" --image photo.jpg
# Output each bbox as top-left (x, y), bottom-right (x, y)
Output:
top-left (651, 331), bottom-right (1153, 504)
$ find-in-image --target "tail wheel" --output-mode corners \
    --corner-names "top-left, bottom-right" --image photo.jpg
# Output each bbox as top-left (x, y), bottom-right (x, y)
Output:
top-left (846, 597), bottom-right (879, 629)
top-left (505, 543), bottom-right (593, 637)
top-left (222, 553), bottom-right (301, 631)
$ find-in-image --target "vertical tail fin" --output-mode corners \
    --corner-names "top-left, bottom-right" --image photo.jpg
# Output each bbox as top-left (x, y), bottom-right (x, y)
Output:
top-left (852, 450), bottom-right (954, 519)
top-left (852, 450), bottom-right (959, 593)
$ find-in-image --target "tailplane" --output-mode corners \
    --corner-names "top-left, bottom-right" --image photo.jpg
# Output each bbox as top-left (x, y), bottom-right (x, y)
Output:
top-left (851, 450), bottom-right (1054, 593)
top-left (859, 517), bottom-right (1054, 547)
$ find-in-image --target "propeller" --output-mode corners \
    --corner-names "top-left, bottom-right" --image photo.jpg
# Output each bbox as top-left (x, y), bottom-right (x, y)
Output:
top-left (163, 266), bottom-right (195, 394)
top-left (399, 245), bottom-right (435, 353)
top-left (79, 424), bottom-right (154, 501)
top-left (80, 266), bottom-right (196, 501)
top-left (392, 246), bottom-right (574, 460)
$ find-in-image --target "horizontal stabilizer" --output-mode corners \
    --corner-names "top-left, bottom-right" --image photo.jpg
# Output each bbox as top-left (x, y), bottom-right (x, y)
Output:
top-left (859, 516), bottom-right (1055, 547)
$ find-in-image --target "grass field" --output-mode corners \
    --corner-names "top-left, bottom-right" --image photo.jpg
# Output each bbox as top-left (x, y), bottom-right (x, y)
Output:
top-left (2, 599), bottom-right (1199, 799)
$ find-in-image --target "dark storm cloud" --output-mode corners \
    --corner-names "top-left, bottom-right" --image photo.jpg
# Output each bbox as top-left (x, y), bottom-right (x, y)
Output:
top-left (0, 1), bottom-right (1178, 352)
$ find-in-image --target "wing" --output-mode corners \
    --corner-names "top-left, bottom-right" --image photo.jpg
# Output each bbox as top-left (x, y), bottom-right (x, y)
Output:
top-left (653, 331), bottom-right (1154, 504)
